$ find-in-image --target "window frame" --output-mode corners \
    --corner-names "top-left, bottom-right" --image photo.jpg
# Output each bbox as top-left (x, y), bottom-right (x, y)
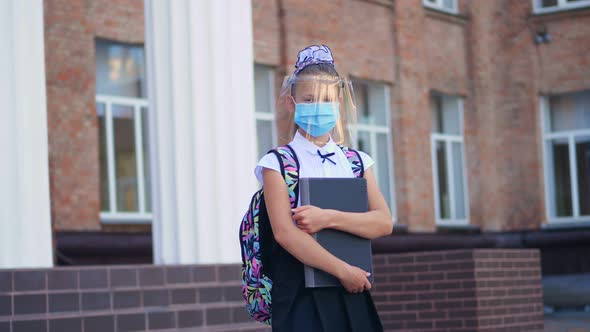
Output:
top-left (254, 64), bottom-right (278, 158)
top-left (97, 94), bottom-right (152, 224)
top-left (423, 0), bottom-right (459, 15)
top-left (349, 79), bottom-right (397, 221)
top-left (532, 0), bottom-right (590, 14)
top-left (430, 94), bottom-right (470, 226)
top-left (540, 95), bottom-right (590, 224)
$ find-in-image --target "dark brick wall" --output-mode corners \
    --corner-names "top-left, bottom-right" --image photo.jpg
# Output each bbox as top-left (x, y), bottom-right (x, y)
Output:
top-left (1, 249), bottom-right (544, 331)
top-left (0, 264), bottom-right (268, 332)
top-left (372, 249), bottom-right (544, 331)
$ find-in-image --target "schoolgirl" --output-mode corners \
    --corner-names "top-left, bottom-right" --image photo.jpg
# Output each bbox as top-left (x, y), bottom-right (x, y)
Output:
top-left (256, 45), bottom-right (392, 332)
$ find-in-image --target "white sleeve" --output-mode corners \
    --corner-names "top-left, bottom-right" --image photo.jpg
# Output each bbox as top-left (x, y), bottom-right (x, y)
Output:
top-left (357, 150), bottom-right (375, 171)
top-left (254, 153), bottom-right (281, 185)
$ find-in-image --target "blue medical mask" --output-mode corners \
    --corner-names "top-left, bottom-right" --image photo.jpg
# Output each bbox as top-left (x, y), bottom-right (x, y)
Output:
top-left (294, 102), bottom-right (340, 137)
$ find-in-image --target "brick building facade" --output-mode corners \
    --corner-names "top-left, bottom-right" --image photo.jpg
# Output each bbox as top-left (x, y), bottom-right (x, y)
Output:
top-left (252, 0), bottom-right (590, 232)
top-left (2, 0), bottom-right (587, 329)
top-left (44, 0), bottom-right (590, 237)
top-left (44, 0), bottom-right (146, 232)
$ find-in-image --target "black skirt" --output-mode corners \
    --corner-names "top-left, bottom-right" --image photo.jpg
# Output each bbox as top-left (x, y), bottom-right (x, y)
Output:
top-left (268, 245), bottom-right (383, 332)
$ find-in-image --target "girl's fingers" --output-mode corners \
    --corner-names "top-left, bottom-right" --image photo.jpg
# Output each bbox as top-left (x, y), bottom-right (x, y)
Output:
top-left (294, 216), bottom-right (306, 224)
top-left (291, 205), bottom-right (311, 213)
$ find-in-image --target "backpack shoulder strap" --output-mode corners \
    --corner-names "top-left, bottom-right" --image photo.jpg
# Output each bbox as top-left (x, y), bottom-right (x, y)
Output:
top-left (268, 145), bottom-right (300, 208)
top-left (338, 145), bottom-right (365, 178)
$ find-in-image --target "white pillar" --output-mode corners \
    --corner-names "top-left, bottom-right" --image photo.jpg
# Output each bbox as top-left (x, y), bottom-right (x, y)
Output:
top-left (0, 0), bottom-right (53, 268)
top-left (145, 0), bottom-right (258, 264)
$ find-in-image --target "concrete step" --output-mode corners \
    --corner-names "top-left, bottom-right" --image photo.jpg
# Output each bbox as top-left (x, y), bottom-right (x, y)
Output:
top-left (544, 311), bottom-right (590, 332)
top-left (543, 273), bottom-right (590, 307)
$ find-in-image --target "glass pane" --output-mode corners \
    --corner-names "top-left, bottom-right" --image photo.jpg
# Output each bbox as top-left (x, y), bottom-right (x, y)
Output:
top-left (431, 94), bottom-right (461, 135)
top-left (541, 0), bottom-right (558, 7)
top-left (550, 138), bottom-right (573, 217)
top-left (577, 136), bottom-right (590, 215)
top-left (354, 82), bottom-right (388, 126)
top-left (431, 95), bottom-right (443, 133)
top-left (368, 84), bottom-right (387, 125)
top-left (256, 119), bottom-right (274, 159)
top-left (436, 141), bottom-right (451, 219)
top-left (113, 105), bottom-right (139, 212)
top-left (97, 103), bottom-right (110, 212)
top-left (376, 133), bottom-right (392, 207)
top-left (141, 107), bottom-right (151, 213)
top-left (452, 142), bottom-right (466, 219)
top-left (357, 131), bottom-right (371, 155)
top-left (549, 91), bottom-right (590, 132)
top-left (441, 96), bottom-right (461, 135)
top-left (254, 65), bottom-right (272, 113)
top-left (442, 0), bottom-right (455, 9)
top-left (96, 39), bottom-right (146, 98)
top-left (355, 82), bottom-right (370, 125)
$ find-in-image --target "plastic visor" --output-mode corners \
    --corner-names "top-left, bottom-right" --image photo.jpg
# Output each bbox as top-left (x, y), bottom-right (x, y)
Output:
top-left (275, 74), bottom-right (357, 146)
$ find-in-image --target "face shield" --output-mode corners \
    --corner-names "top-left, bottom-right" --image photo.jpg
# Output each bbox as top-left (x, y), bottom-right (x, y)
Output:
top-left (276, 73), bottom-right (357, 146)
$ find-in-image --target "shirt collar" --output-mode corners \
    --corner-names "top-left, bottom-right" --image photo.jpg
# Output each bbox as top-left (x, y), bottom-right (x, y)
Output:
top-left (292, 130), bottom-right (337, 156)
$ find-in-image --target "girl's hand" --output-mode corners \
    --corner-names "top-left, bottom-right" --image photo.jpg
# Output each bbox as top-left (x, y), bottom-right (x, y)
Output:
top-left (337, 263), bottom-right (372, 293)
top-left (292, 205), bottom-right (331, 234)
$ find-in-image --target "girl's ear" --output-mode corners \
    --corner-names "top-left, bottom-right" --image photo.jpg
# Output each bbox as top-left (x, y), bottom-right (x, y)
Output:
top-left (286, 95), bottom-right (296, 113)
top-left (277, 95), bottom-right (296, 116)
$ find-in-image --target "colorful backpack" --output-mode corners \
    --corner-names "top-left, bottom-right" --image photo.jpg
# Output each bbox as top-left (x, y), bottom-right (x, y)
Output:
top-left (239, 144), bottom-right (365, 325)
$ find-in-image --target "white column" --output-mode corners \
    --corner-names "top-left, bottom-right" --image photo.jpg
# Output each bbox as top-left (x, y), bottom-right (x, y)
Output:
top-left (0, 0), bottom-right (53, 268)
top-left (145, 0), bottom-right (258, 264)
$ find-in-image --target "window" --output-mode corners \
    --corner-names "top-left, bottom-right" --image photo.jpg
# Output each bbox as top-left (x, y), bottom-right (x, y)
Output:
top-left (254, 65), bottom-right (277, 159)
top-left (430, 94), bottom-right (468, 225)
top-left (533, 0), bottom-right (590, 13)
top-left (541, 91), bottom-right (590, 223)
top-left (96, 39), bottom-right (151, 223)
top-left (352, 80), bottom-right (396, 217)
top-left (423, 0), bottom-right (458, 14)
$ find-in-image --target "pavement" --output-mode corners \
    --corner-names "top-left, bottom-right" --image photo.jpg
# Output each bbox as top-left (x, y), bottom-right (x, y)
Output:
top-left (544, 311), bottom-right (590, 332)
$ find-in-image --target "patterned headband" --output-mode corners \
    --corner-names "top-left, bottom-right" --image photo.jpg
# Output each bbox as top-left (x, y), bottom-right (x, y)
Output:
top-left (293, 45), bottom-right (335, 76)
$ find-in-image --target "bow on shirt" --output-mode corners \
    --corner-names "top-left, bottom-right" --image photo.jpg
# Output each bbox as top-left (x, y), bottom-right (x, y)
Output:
top-left (317, 150), bottom-right (336, 165)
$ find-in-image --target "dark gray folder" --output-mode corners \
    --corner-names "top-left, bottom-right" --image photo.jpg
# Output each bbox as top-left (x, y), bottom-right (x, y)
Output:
top-left (300, 177), bottom-right (373, 288)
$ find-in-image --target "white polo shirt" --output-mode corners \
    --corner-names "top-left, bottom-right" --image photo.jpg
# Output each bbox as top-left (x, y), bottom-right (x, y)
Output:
top-left (254, 131), bottom-right (374, 194)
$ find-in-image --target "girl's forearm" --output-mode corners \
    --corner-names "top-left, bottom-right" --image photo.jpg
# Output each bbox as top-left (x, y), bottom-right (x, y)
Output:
top-left (326, 209), bottom-right (393, 239)
top-left (275, 227), bottom-right (347, 279)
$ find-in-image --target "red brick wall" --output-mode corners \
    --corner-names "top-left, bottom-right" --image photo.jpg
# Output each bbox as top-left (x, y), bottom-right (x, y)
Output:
top-left (45, 0), bottom-right (590, 232)
top-left (393, 0), bottom-right (437, 231)
top-left (252, 0), bottom-right (590, 231)
top-left (372, 249), bottom-right (544, 331)
top-left (44, 0), bottom-right (144, 231)
top-left (461, 2), bottom-right (590, 231)
top-left (252, 0), bottom-right (281, 67)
